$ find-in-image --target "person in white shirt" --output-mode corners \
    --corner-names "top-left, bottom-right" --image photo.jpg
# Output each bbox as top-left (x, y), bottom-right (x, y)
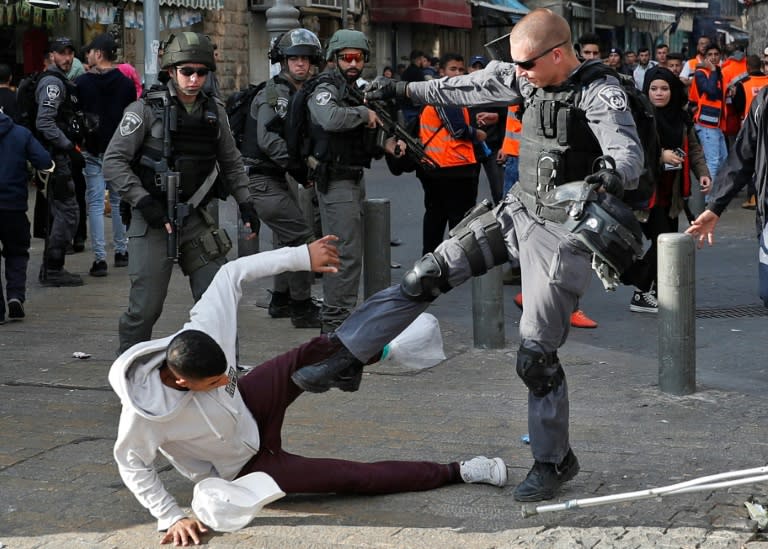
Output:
top-left (110, 236), bottom-right (507, 546)
top-left (633, 47), bottom-right (658, 90)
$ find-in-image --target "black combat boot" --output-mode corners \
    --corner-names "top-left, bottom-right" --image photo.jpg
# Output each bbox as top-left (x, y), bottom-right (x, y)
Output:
top-left (290, 298), bottom-right (321, 329)
top-left (291, 340), bottom-right (364, 393)
top-left (268, 291), bottom-right (291, 318)
top-left (513, 448), bottom-right (580, 502)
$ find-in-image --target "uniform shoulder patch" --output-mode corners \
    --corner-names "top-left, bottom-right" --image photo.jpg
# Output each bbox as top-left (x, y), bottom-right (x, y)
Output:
top-left (315, 91), bottom-right (332, 106)
top-left (46, 84), bottom-right (61, 101)
top-left (119, 111), bottom-right (143, 136)
top-left (275, 96), bottom-right (289, 119)
top-left (597, 85), bottom-right (628, 111)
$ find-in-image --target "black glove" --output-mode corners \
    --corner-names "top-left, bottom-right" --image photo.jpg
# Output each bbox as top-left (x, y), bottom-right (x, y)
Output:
top-left (585, 168), bottom-right (624, 199)
top-left (364, 77), bottom-right (409, 102)
top-left (135, 195), bottom-right (168, 229)
top-left (238, 201), bottom-right (260, 233)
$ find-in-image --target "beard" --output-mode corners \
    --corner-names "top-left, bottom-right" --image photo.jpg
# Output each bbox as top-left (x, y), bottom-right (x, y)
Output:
top-left (342, 67), bottom-right (360, 83)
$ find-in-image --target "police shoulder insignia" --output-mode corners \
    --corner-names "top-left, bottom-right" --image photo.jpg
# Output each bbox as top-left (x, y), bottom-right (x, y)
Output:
top-left (597, 85), bottom-right (628, 111)
top-left (315, 91), bottom-right (332, 106)
top-left (275, 96), bottom-right (289, 118)
top-left (46, 85), bottom-right (60, 101)
top-left (119, 111), bottom-right (143, 136)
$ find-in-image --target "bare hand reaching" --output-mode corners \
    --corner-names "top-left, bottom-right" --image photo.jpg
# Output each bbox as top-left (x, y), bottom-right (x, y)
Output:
top-left (308, 235), bottom-right (340, 273)
top-left (684, 209), bottom-right (719, 248)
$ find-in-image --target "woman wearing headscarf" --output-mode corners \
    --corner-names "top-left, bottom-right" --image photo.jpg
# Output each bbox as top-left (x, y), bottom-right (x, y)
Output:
top-left (629, 67), bottom-right (712, 313)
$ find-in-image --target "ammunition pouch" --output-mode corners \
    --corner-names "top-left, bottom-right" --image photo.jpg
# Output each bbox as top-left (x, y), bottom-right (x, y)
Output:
top-left (178, 215), bottom-right (232, 276)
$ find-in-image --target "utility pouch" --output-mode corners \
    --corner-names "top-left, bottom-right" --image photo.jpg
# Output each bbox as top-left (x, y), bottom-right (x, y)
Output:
top-left (536, 150), bottom-right (565, 193)
top-left (179, 222), bottom-right (232, 275)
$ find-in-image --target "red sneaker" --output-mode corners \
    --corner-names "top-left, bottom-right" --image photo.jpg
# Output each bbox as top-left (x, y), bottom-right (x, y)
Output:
top-left (570, 309), bottom-right (598, 329)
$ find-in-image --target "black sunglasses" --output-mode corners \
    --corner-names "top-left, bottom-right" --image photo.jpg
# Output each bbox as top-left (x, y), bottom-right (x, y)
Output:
top-left (511, 40), bottom-right (568, 70)
top-left (177, 66), bottom-right (210, 77)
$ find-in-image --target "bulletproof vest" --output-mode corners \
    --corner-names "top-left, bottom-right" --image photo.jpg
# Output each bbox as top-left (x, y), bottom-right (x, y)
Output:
top-left (240, 76), bottom-right (285, 169)
top-left (308, 71), bottom-right (372, 168)
top-left (518, 75), bottom-right (602, 199)
top-left (137, 87), bottom-right (219, 202)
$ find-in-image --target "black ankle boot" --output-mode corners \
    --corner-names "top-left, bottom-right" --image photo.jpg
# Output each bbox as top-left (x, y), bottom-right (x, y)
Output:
top-left (513, 448), bottom-right (579, 502)
top-left (291, 298), bottom-right (321, 329)
top-left (291, 344), bottom-right (364, 393)
top-left (268, 291), bottom-right (291, 318)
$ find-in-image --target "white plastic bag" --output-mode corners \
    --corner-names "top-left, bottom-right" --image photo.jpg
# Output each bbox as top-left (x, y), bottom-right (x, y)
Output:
top-left (381, 313), bottom-right (446, 370)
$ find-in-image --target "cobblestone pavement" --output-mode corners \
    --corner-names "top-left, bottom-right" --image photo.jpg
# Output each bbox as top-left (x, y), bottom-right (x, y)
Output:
top-left (1, 195), bottom-right (767, 548)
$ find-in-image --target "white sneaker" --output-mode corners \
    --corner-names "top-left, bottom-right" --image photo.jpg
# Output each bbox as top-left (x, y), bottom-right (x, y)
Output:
top-left (459, 456), bottom-right (507, 487)
top-left (630, 289), bottom-right (658, 313)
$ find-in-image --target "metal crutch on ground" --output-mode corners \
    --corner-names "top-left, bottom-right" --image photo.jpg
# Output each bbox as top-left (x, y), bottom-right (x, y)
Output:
top-left (521, 465), bottom-right (768, 518)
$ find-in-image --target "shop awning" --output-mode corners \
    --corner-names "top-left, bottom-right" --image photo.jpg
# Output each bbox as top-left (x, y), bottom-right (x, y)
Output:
top-left (369, 0), bottom-right (472, 28)
top-left (471, 0), bottom-right (530, 16)
top-left (627, 6), bottom-right (678, 23)
top-left (632, 0), bottom-right (708, 9)
top-left (127, 0), bottom-right (224, 8)
top-left (569, 1), bottom-right (605, 19)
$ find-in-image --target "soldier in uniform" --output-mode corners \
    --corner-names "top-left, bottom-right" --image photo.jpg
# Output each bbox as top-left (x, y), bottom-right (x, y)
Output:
top-left (240, 29), bottom-right (322, 329)
top-left (304, 29), bottom-right (403, 333)
top-left (36, 37), bottom-right (85, 287)
top-left (291, 9), bottom-right (645, 503)
top-left (104, 32), bottom-right (259, 354)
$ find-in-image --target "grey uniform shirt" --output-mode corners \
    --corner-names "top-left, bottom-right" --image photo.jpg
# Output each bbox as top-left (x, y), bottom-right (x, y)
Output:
top-left (407, 60), bottom-right (643, 190)
top-left (103, 81), bottom-right (250, 207)
top-left (253, 77), bottom-right (292, 168)
top-left (35, 67), bottom-right (73, 151)
top-left (307, 79), bottom-right (368, 133)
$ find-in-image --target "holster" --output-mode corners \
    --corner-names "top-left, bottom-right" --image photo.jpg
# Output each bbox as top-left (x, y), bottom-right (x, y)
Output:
top-left (178, 209), bottom-right (232, 276)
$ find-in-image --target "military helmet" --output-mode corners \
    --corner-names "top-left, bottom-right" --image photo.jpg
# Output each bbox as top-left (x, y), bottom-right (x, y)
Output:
top-left (326, 29), bottom-right (370, 62)
top-left (275, 28), bottom-right (322, 64)
top-left (161, 32), bottom-right (216, 71)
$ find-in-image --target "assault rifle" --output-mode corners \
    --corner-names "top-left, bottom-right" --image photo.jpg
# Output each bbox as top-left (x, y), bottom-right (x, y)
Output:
top-left (346, 85), bottom-right (439, 171)
top-left (140, 91), bottom-right (185, 260)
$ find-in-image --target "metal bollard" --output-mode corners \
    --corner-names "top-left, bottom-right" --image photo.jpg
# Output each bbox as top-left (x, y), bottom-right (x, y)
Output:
top-left (363, 198), bottom-right (391, 299)
top-left (472, 266), bottom-right (505, 349)
top-left (657, 233), bottom-right (696, 395)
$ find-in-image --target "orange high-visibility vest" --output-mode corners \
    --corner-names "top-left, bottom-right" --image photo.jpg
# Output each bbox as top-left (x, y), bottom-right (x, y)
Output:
top-left (419, 105), bottom-right (477, 168)
top-left (721, 56), bottom-right (748, 136)
top-left (742, 74), bottom-right (768, 117)
top-left (689, 67), bottom-right (725, 129)
top-left (500, 105), bottom-right (521, 156)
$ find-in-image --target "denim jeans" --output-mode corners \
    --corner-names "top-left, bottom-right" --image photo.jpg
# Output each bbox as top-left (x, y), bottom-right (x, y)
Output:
top-left (694, 125), bottom-right (728, 193)
top-left (83, 152), bottom-right (127, 261)
top-left (502, 155), bottom-right (519, 196)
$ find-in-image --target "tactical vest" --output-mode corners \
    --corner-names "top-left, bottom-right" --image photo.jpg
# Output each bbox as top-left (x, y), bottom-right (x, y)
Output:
top-left (517, 74), bottom-right (602, 199)
top-left (308, 71), bottom-right (372, 168)
top-left (136, 87), bottom-right (219, 203)
top-left (240, 76), bottom-right (283, 170)
top-left (37, 71), bottom-right (88, 145)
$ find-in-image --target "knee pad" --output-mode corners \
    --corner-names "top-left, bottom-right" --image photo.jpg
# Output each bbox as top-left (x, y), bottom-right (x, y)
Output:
top-left (400, 252), bottom-right (451, 302)
top-left (449, 207), bottom-right (508, 277)
top-left (516, 344), bottom-right (564, 398)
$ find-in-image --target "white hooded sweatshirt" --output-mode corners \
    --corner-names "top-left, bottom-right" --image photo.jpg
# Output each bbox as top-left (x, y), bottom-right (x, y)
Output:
top-left (109, 246), bottom-right (311, 530)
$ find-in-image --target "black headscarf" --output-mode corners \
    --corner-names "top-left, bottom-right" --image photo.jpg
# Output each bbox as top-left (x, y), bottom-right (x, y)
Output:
top-left (642, 67), bottom-right (688, 150)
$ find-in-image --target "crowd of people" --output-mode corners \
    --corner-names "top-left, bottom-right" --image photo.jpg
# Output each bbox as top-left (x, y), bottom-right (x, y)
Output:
top-left (1, 13), bottom-right (767, 545)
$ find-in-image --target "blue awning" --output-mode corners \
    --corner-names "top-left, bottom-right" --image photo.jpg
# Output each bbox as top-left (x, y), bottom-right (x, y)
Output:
top-left (471, 0), bottom-right (530, 16)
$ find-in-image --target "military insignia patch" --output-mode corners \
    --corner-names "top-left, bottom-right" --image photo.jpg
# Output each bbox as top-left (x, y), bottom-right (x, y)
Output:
top-left (46, 85), bottom-right (60, 101)
top-left (597, 85), bottom-right (628, 111)
top-left (315, 91), bottom-right (332, 106)
top-left (119, 112), bottom-right (143, 136)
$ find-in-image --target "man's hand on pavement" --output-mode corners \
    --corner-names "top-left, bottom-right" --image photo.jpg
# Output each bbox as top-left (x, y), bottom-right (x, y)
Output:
top-left (308, 235), bottom-right (340, 273)
top-left (160, 517), bottom-right (209, 546)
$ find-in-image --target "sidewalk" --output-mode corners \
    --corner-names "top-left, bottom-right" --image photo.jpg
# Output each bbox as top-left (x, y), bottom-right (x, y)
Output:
top-left (1, 225), bottom-right (767, 548)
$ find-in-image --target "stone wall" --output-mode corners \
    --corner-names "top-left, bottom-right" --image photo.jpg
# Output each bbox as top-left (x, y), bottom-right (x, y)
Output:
top-left (203, 0), bottom-right (251, 94)
top-left (746, 2), bottom-right (768, 53)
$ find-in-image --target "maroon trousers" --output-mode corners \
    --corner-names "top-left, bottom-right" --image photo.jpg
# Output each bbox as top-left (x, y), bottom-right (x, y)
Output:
top-left (236, 335), bottom-right (460, 494)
